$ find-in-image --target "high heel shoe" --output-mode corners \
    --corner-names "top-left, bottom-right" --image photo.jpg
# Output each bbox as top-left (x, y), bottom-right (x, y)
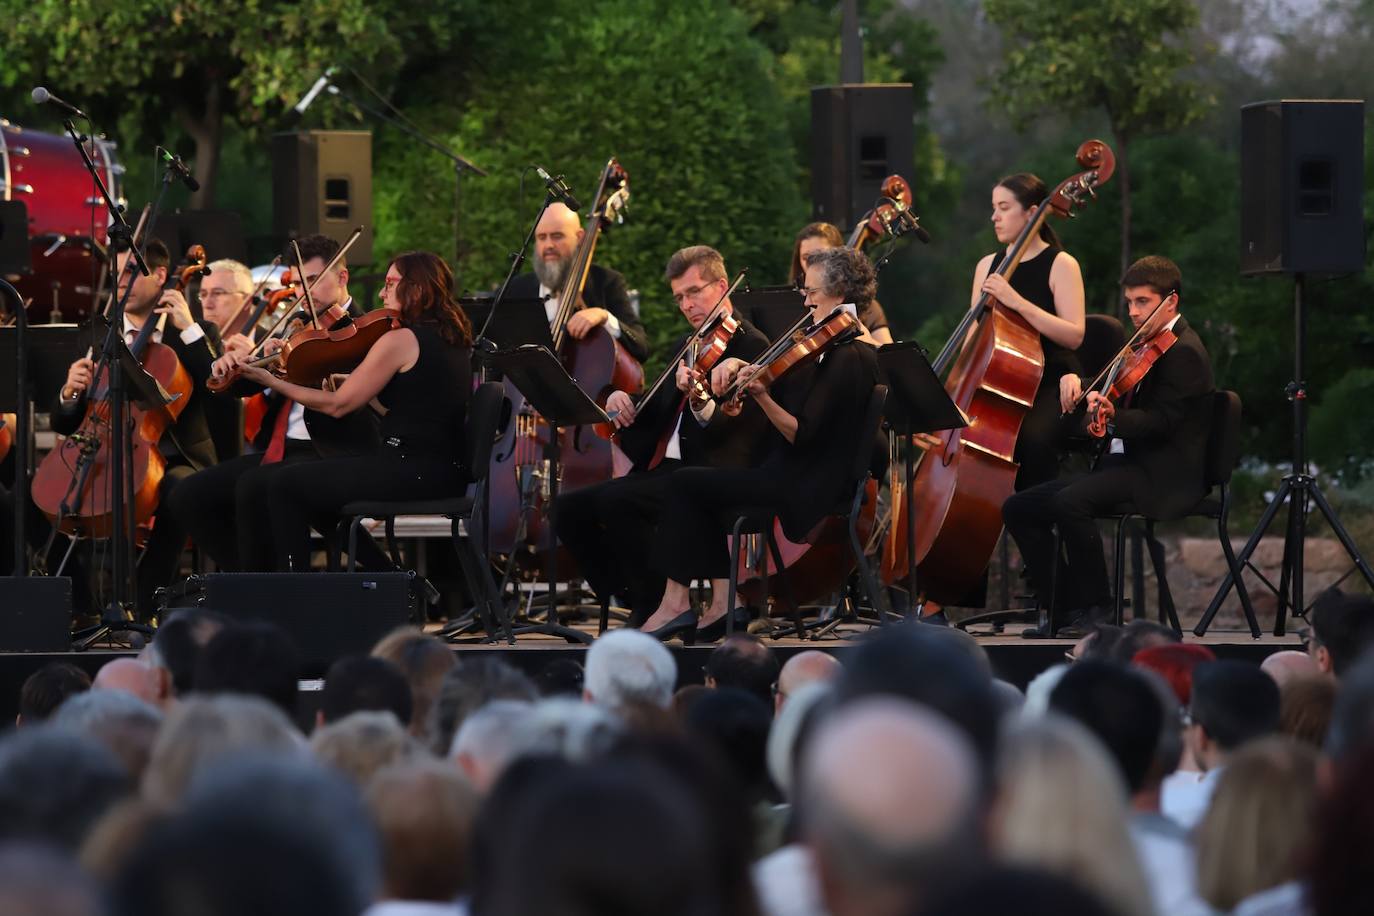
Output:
top-left (694, 607), bottom-right (751, 643)
top-left (642, 610), bottom-right (698, 644)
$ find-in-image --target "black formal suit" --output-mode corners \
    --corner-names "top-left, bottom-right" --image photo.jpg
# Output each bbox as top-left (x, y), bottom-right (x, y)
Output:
top-left (50, 319), bottom-right (222, 616)
top-left (653, 335), bottom-right (881, 584)
top-left (506, 265), bottom-right (649, 363)
top-left (1003, 316), bottom-right (1214, 611)
top-left (553, 316), bottom-right (771, 624)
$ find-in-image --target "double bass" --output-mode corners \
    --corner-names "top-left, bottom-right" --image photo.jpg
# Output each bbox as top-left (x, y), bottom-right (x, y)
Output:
top-left (487, 158), bottom-right (643, 569)
top-left (882, 140), bottom-right (1115, 604)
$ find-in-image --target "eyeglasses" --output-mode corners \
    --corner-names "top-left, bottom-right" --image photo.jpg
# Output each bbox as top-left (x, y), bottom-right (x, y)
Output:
top-left (672, 283), bottom-right (717, 305)
top-left (197, 288), bottom-right (246, 301)
top-left (382, 277), bottom-right (401, 291)
top-left (796, 286), bottom-right (824, 297)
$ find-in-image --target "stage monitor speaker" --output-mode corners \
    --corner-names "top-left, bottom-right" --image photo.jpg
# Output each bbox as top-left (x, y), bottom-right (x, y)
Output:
top-left (272, 131), bottom-right (374, 265)
top-left (1240, 99), bottom-right (1365, 276)
top-left (810, 84), bottom-right (914, 232)
top-left (168, 572), bottom-right (414, 671)
top-left (0, 577), bottom-right (73, 652)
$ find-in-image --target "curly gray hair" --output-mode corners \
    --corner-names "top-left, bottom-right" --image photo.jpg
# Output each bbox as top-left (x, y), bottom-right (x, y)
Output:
top-left (807, 247), bottom-right (877, 309)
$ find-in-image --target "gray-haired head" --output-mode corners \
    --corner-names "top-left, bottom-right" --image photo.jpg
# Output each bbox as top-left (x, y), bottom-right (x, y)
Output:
top-left (806, 246), bottom-right (877, 311)
top-left (584, 629), bottom-right (677, 711)
top-left (507, 698), bottom-right (623, 764)
top-left (449, 699), bottom-right (534, 793)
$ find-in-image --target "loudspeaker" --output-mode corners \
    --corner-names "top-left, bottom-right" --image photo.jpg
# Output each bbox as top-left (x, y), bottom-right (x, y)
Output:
top-left (272, 131), bottom-right (374, 265)
top-left (168, 572), bottom-right (414, 671)
top-left (0, 577), bottom-right (73, 651)
top-left (810, 84), bottom-right (914, 232)
top-left (0, 201), bottom-right (32, 275)
top-left (1240, 100), bottom-right (1366, 276)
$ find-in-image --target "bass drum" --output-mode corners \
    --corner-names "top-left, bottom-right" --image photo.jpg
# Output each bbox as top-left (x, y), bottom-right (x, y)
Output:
top-left (1, 118), bottom-right (124, 323)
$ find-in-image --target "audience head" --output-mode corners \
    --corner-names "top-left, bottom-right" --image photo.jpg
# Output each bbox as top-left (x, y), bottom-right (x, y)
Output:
top-left (1324, 648), bottom-right (1374, 761)
top-left (584, 628), bottom-right (677, 711)
top-left (1196, 736), bottom-right (1319, 912)
top-left (0, 842), bottom-right (104, 916)
top-left (17, 662), bottom-right (90, 725)
top-left (0, 727), bottom-right (130, 853)
top-left (142, 694), bottom-right (303, 808)
top-left (767, 680), bottom-right (832, 800)
top-left (148, 608), bottom-right (229, 698)
top-left (52, 688), bottom-right (163, 781)
top-left (775, 650), bottom-right (841, 713)
top-left (310, 710), bottom-right (419, 785)
top-left (319, 655), bottom-right (412, 728)
top-left (991, 716), bottom-right (1153, 916)
top-left (1262, 648), bottom-right (1320, 687)
top-left (1187, 660), bottom-right (1280, 769)
top-left (800, 698), bottom-right (981, 916)
top-left (1020, 663), bottom-right (1069, 719)
top-left (1049, 660), bottom-right (1164, 796)
top-left (370, 627), bottom-right (456, 743)
top-left (1131, 641), bottom-right (1216, 705)
top-left (705, 634), bottom-right (780, 706)
top-left (1112, 619), bottom-right (1179, 662)
top-left (505, 697), bottom-right (623, 767)
top-left (93, 657), bottom-right (164, 708)
top-left (1309, 741), bottom-right (1374, 916)
top-left (1279, 674), bottom-right (1336, 749)
top-left (450, 699), bottom-right (534, 793)
top-left (1308, 588), bottom-right (1374, 677)
top-left (366, 760), bottom-right (479, 903)
top-left (193, 620), bottom-right (300, 716)
top-left (1073, 623), bottom-right (1122, 661)
top-left (683, 687), bottom-right (774, 802)
top-left (914, 865), bottom-right (1119, 916)
top-left (427, 657), bottom-right (537, 756)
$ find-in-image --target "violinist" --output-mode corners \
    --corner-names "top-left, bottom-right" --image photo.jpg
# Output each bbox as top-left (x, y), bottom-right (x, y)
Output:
top-left (227, 251), bottom-right (473, 572)
top-left (507, 201), bottom-right (649, 362)
top-left (196, 258), bottom-right (257, 462)
top-left (1003, 256), bottom-right (1214, 636)
top-left (553, 246), bottom-right (770, 628)
top-left (789, 222), bottom-right (893, 345)
top-left (641, 246), bottom-right (880, 642)
top-left (976, 173), bottom-right (1086, 490)
top-left (170, 234), bottom-right (380, 572)
top-left (51, 238), bottom-right (222, 616)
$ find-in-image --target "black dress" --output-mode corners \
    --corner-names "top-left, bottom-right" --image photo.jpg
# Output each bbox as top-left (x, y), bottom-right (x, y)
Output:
top-left (986, 245), bottom-right (1081, 490)
top-left (266, 322), bottom-right (472, 572)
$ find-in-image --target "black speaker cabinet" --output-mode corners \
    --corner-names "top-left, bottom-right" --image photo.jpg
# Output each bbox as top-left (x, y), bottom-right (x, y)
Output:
top-left (810, 84), bottom-right (914, 232)
top-left (272, 131), bottom-right (374, 265)
top-left (168, 572), bottom-right (414, 671)
top-left (0, 577), bottom-right (73, 651)
top-left (1240, 100), bottom-right (1365, 276)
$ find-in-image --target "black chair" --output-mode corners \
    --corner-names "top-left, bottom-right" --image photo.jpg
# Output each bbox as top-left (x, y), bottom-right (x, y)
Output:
top-left (336, 381), bottom-right (511, 642)
top-left (724, 384), bottom-right (890, 639)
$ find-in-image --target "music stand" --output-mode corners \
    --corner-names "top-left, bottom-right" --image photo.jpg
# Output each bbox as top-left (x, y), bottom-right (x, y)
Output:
top-left (733, 286), bottom-right (806, 341)
top-left (484, 344), bottom-right (611, 644)
top-left (458, 298), bottom-right (553, 359)
top-left (876, 342), bottom-right (966, 617)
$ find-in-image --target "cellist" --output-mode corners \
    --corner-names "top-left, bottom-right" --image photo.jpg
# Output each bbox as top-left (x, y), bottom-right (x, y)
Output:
top-left (1003, 256), bottom-right (1214, 636)
top-left (51, 238), bottom-right (222, 617)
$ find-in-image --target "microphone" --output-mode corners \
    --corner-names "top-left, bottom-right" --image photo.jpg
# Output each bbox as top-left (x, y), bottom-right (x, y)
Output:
top-left (157, 147), bottom-right (201, 192)
top-left (535, 166), bottom-right (581, 212)
top-left (31, 87), bottom-right (87, 119)
top-left (293, 68), bottom-right (336, 115)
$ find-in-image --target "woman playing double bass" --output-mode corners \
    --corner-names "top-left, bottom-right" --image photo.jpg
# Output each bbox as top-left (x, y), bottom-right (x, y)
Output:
top-left (641, 246), bottom-right (881, 642)
top-left (226, 251), bottom-right (473, 572)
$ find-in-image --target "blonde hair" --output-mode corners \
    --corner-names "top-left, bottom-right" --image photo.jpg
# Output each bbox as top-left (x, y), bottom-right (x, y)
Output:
top-left (205, 258), bottom-right (254, 295)
top-left (1196, 737), bottom-right (1319, 911)
top-left (310, 710), bottom-right (421, 787)
top-left (371, 627), bottom-right (457, 746)
top-left (993, 716), bottom-right (1154, 916)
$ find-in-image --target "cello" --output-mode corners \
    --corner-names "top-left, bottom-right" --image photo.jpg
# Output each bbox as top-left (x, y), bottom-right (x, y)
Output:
top-left (487, 158), bottom-right (643, 569)
top-left (882, 140), bottom-right (1115, 604)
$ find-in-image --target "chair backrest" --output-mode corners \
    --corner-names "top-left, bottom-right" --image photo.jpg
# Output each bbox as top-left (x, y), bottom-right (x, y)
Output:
top-left (1079, 314), bottom-right (1128, 380)
top-left (851, 383), bottom-right (889, 487)
top-left (464, 382), bottom-right (505, 484)
top-left (1205, 389), bottom-right (1243, 488)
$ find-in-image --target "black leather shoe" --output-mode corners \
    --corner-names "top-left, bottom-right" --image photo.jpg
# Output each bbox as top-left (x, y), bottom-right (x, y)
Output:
top-left (1056, 604), bottom-right (1114, 638)
top-left (695, 607), bottom-right (751, 643)
top-left (643, 610), bottom-right (698, 644)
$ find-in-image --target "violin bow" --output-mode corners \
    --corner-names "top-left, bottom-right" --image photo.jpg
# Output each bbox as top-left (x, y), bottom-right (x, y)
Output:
top-left (246, 227), bottom-right (364, 359)
top-left (220, 254), bottom-right (282, 337)
top-left (1070, 294), bottom-right (1174, 412)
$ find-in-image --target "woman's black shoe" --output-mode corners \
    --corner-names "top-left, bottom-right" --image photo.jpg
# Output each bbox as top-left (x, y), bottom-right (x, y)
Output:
top-left (695, 607), bottom-right (751, 643)
top-left (643, 610), bottom-right (698, 644)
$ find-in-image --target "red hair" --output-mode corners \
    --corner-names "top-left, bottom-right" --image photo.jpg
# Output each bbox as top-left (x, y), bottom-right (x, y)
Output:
top-left (1132, 644), bottom-right (1217, 705)
top-left (386, 251), bottom-right (472, 346)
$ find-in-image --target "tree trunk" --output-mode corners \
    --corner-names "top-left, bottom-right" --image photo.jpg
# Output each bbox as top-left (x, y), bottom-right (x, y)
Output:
top-left (1114, 129), bottom-right (1131, 321)
top-left (177, 81), bottom-right (223, 210)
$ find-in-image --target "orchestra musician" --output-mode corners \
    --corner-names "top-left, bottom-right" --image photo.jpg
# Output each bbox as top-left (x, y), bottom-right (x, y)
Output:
top-left (789, 222), bottom-right (894, 345)
top-left (169, 235), bottom-right (379, 572)
top-left (195, 258), bottom-right (256, 461)
top-left (641, 246), bottom-right (881, 643)
top-left (51, 238), bottom-right (222, 617)
top-left (226, 251), bottom-right (473, 572)
top-left (975, 173), bottom-right (1086, 490)
top-left (507, 201), bottom-right (649, 362)
top-left (553, 246), bottom-right (770, 628)
top-left (1003, 256), bottom-right (1214, 636)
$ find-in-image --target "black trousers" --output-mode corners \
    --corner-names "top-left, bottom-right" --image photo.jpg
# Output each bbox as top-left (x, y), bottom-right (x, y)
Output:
top-left (1014, 381), bottom-right (1074, 492)
top-left (167, 440), bottom-right (316, 572)
top-left (653, 466), bottom-right (795, 585)
top-left (553, 459), bottom-right (680, 624)
top-left (1001, 456), bottom-right (1141, 612)
top-left (137, 462), bottom-right (197, 616)
top-left (267, 451), bottom-right (466, 572)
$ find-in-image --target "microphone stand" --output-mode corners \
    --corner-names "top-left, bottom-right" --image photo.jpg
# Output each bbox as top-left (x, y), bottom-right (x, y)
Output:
top-left (473, 189), bottom-right (561, 370)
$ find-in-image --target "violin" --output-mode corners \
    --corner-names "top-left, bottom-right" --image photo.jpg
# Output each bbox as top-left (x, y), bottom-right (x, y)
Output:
top-left (1077, 297), bottom-right (1179, 437)
top-left (719, 306), bottom-right (858, 411)
top-left (0, 412), bottom-right (15, 464)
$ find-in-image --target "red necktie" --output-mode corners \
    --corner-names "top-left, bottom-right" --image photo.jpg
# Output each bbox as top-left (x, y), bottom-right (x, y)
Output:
top-left (262, 399), bottom-right (293, 464)
top-left (647, 396), bottom-right (687, 470)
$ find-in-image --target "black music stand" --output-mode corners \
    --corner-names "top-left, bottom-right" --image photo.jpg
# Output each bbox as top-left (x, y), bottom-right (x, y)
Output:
top-left (484, 344), bottom-right (611, 644)
top-left (733, 286), bottom-right (806, 341)
top-left (459, 298), bottom-right (553, 358)
top-left (876, 342), bottom-right (966, 617)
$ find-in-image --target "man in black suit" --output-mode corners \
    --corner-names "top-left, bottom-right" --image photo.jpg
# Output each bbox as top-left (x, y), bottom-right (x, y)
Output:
top-left (52, 238), bottom-right (221, 617)
top-left (505, 201), bottom-right (648, 363)
top-left (166, 234), bottom-right (379, 573)
top-left (1004, 255), bottom-right (1215, 636)
top-left (553, 246), bottom-right (770, 627)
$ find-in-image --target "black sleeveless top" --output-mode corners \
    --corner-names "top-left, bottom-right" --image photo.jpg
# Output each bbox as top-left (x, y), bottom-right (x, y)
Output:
top-left (987, 245), bottom-right (1079, 382)
top-left (376, 322), bottom-right (472, 465)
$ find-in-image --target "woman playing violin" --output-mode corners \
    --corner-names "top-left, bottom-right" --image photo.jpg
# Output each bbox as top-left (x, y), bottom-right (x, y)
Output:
top-left (975, 173), bottom-right (1086, 490)
top-left (640, 246), bottom-right (881, 642)
top-left (790, 222), bottom-right (893, 345)
top-left (226, 250), bottom-right (473, 572)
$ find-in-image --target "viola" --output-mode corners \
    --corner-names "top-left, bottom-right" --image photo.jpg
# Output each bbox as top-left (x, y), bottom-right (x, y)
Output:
top-left (1079, 300), bottom-right (1180, 437)
top-left (719, 306), bottom-right (858, 410)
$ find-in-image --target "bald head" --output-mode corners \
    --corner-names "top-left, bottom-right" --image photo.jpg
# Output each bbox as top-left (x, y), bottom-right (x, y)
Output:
top-left (1262, 650), bottom-right (1320, 688)
top-left (777, 651), bottom-right (841, 713)
top-left (93, 659), bottom-right (163, 707)
top-left (533, 202), bottom-right (584, 291)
